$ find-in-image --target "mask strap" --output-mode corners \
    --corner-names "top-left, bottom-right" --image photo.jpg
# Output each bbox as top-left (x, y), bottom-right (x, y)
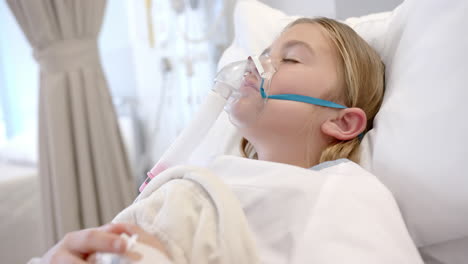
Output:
top-left (259, 79), bottom-right (347, 109)
top-left (266, 93), bottom-right (347, 109)
top-left (358, 133), bottom-right (365, 141)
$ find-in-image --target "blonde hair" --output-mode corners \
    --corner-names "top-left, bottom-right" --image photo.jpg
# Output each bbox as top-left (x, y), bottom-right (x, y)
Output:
top-left (242, 17), bottom-right (385, 164)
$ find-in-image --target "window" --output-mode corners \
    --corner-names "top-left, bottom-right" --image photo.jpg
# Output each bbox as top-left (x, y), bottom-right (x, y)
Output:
top-left (0, 1), bottom-right (38, 144)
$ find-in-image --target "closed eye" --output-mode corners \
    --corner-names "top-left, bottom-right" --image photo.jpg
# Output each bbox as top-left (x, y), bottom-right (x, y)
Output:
top-left (281, 58), bottom-right (300, 63)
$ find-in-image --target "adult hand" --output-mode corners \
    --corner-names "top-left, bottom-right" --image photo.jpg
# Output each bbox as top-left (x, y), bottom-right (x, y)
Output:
top-left (41, 223), bottom-right (134, 263)
top-left (112, 222), bottom-right (169, 258)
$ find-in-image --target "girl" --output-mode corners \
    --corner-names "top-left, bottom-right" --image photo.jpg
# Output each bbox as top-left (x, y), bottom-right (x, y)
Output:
top-left (36, 17), bottom-right (387, 263)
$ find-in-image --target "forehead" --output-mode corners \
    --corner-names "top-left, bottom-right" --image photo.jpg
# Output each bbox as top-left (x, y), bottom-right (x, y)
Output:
top-left (269, 23), bottom-right (335, 56)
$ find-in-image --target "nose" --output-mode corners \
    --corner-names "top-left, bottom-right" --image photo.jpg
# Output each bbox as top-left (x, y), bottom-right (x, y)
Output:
top-left (246, 56), bottom-right (262, 77)
top-left (244, 56), bottom-right (262, 80)
top-left (240, 57), bottom-right (263, 92)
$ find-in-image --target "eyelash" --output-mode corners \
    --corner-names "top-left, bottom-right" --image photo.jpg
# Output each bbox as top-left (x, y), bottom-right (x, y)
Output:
top-left (281, 58), bottom-right (299, 64)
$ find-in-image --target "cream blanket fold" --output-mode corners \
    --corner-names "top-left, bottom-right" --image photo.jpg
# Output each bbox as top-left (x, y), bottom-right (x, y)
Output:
top-left (113, 163), bottom-right (260, 264)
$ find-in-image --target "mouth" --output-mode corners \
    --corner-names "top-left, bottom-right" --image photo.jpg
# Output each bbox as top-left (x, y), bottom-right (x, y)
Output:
top-left (241, 76), bottom-right (260, 92)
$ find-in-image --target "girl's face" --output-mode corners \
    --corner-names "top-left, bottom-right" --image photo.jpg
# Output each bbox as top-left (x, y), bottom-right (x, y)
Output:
top-left (237, 23), bottom-right (344, 150)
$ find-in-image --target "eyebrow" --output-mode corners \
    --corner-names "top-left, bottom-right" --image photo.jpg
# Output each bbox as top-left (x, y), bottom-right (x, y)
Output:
top-left (260, 40), bottom-right (314, 57)
top-left (283, 40), bottom-right (315, 55)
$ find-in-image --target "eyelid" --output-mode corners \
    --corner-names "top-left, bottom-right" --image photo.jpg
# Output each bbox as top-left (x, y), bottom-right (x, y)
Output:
top-left (283, 44), bottom-right (311, 63)
top-left (281, 57), bottom-right (300, 63)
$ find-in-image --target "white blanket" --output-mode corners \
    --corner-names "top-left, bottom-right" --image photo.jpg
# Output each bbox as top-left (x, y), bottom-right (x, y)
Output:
top-left (113, 162), bottom-right (260, 264)
top-left (114, 156), bottom-right (423, 263)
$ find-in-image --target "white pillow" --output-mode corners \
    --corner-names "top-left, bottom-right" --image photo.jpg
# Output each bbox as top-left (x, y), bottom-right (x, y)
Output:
top-left (218, 2), bottom-right (296, 69)
top-left (361, 0), bottom-right (468, 261)
top-left (218, 1), bottom-right (392, 69)
top-left (218, 0), bottom-right (468, 261)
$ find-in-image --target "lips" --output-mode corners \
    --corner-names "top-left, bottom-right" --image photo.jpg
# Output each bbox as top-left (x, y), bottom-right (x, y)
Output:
top-left (241, 76), bottom-right (260, 92)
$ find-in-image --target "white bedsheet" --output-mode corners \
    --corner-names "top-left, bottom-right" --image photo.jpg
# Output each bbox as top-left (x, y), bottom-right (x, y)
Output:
top-left (0, 162), bottom-right (44, 264)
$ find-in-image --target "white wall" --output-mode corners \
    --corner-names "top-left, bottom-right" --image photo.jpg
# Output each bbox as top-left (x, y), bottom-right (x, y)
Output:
top-left (335, 0), bottom-right (403, 19)
top-left (259, 0), bottom-right (336, 17)
top-left (258, 0), bottom-right (403, 19)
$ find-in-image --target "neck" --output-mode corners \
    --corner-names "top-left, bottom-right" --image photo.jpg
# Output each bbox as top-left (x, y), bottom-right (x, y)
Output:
top-left (254, 136), bottom-right (327, 168)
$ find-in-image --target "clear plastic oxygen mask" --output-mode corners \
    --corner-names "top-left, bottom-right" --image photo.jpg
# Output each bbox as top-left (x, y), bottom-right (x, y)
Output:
top-left (213, 55), bottom-right (276, 127)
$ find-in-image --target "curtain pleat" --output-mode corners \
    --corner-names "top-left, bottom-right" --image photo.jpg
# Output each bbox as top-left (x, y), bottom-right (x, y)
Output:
top-left (7, 0), bottom-right (136, 247)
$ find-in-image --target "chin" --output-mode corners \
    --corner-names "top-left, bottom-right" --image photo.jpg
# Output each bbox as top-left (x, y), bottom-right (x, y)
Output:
top-left (228, 97), bottom-right (264, 128)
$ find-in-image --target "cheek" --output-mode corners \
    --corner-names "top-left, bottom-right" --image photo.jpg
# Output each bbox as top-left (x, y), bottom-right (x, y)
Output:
top-left (254, 100), bottom-right (315, 136)
top-left (269, 68), bottom-right (335, 98)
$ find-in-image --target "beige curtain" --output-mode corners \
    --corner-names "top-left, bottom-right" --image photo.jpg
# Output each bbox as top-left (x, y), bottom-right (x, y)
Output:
top-left (6, 0), bottom-right (136, 247)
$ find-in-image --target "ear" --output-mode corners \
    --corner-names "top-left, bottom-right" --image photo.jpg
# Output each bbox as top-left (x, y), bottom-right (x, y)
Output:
top-left (321, 108), bottom-right (367, 141)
